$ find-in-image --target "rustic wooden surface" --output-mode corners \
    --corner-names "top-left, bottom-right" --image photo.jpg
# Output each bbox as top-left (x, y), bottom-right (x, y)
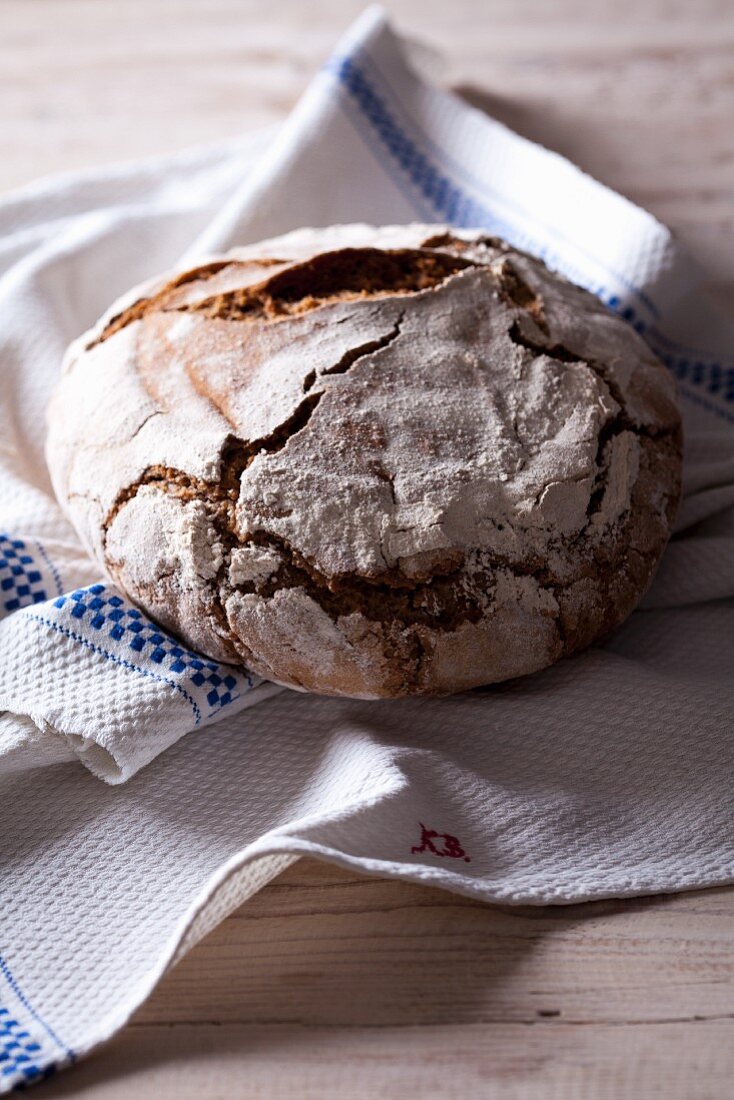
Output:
top-left (34, 861), bottom-right (734, 1099)
top-left (2, 0), bottom-right (732, 1096)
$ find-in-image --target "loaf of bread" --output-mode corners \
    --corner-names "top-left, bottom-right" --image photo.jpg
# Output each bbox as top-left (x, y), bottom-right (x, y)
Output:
top-left (46, 224), bottom-right (682, 697)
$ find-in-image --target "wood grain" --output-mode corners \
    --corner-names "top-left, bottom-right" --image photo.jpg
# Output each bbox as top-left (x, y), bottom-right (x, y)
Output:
top-left (38, 860), bottom-right (734, 1099)
top-left (1, 0), bottom-right (733, 304)
top-left (3, 0), bottom-right (732, 1095)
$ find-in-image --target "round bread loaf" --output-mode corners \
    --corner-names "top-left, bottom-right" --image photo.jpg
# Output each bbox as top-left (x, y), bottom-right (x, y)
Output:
top-left (46, 224), bottom-right (682, 698)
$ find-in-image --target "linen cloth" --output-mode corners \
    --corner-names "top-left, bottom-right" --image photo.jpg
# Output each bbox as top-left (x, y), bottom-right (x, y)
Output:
top-left (1, 6), bottom-right (733, 1089)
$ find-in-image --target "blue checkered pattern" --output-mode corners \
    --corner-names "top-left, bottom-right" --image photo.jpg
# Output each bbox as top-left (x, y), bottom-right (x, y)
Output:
top-left (0, 535), bottom-right (47, 614)
top-left (53, 584), bottom-right (243, 712)
top-left (0, 1007), bottom-right (52, 1087)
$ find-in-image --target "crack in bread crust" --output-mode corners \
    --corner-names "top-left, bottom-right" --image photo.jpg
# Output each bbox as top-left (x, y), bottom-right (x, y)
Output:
top-left (100, 432), bottom-right (677, 648)
top-left (503, 318), bottom-right (678, 528)
top-left (92, 248), bottom-right (474, 346)
top-left (57, 225), bottom-right (683, 698)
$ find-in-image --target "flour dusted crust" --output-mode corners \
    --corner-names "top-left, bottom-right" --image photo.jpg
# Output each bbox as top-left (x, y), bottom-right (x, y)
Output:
top-left (46, 224), bottom-right (682, 698)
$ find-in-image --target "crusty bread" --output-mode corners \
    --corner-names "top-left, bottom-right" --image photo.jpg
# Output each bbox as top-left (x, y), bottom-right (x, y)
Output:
top-left (46, 224), bottom-right (682, 698)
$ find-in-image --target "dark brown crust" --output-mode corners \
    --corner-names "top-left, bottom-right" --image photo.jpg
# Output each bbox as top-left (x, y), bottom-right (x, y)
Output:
top-left (102, 375), bottom-right (679, 673)
top-left (102, 473), bottom-right (682, 696)
top-left (91, 231), bottom-right (682, 695)
top-left (102, 434), bottom-right (680, 668)
top-left (495, 259), bottom-right (550, 335)
top-left (92, 248), bottom-right (475, 346)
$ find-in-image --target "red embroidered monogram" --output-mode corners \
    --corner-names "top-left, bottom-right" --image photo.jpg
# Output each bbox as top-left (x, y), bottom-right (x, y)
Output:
top-left (411, 823), bottom-right (471, 862)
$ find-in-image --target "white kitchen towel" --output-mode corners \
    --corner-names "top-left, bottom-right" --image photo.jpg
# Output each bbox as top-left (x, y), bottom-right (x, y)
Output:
top-left (0, 127), bottom-right (286, 784)
top-left (1, 5), bottom-right (733, 1090)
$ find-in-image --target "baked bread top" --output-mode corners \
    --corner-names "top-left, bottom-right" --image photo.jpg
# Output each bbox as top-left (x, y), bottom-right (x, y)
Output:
top-left (46, 224), bottom-right (682, 697)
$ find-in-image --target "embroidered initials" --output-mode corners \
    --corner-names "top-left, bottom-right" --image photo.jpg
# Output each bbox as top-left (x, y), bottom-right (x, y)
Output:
top-left (411, 823), bottom-right (471, 862)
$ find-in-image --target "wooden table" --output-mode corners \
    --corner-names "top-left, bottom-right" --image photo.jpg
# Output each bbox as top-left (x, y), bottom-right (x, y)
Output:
top-left (2, 1), bottom-right (732, 1096)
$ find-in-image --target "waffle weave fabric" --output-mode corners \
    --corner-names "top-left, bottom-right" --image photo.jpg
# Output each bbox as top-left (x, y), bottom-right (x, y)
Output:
top-left (1, 8), bottom-right (732, 1090)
